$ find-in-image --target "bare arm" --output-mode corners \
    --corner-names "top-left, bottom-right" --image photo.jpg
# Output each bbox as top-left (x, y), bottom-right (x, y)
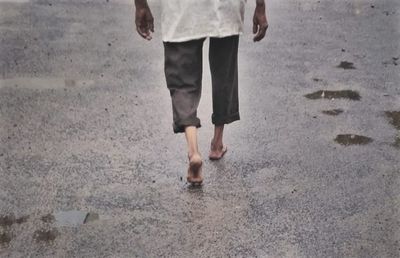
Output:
top-left (134, 0), bottom-right (154, 40)
top-left (253, 0), bottom-right (269, 42)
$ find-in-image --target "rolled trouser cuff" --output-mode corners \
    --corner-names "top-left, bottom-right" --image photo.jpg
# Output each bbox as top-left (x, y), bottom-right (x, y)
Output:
top-left (173, 117), bottom-right (202, 133)
top-left (212, 112), bottom-right (240, 126)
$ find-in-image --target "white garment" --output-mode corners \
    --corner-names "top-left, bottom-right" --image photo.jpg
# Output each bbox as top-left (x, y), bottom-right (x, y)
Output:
top-left (161, 0), bottom-right (246, 42)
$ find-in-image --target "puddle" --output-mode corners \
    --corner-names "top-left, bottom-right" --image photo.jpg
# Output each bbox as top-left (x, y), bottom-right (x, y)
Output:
top-left (334, 134), bottom-right (373, 146)
top-left (305, 90), bottom-right (361, 100)
top-left (337, 61), bottom-right (356, 69)
top-left (54, 210), bottom-right (99, 227)
top-left (33, 229), bottom-right (58, 243)
top-left (385, 111), bottom-right (400, 148)
top-left (0, 214), bottom-right (28, 227)
top-left (0, 233), bottom-right (12, 245)
top-left (0, 78), bottom-right (94, 90)
top-left (322, 109), bottom-right (344, 116)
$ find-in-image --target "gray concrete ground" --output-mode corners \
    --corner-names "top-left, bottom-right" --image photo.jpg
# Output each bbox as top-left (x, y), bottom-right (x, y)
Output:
top-left (0, 0), bottom-right (399, 257)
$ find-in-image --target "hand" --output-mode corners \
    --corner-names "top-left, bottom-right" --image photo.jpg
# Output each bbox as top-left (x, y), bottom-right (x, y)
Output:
top-left (253, 3), bottom-right (268, 42)
top-left (135, 5), bottom-right (154, 40)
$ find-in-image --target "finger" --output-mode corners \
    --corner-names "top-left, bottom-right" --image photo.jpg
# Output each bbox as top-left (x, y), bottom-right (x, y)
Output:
top-left (253, 25), bottom-right (267, 42)
top-left (136, 27), bottom-right (146, 39)
top-left (142, 17), bottom-right (153, 40)
top-left (259, 29), bottom-right (266, 41)
top-left (143, 26), bottom-right (152, 40)
top-left (253, 25), bottom-right (262, 42)
top-left (147, 16), bottom-right (154, 32)
top-left (253, 21), bottom-right (258, 34)
top-left (136, 25), bottom-right (149, 39)
top-left (135, 18), bottom-right (147, 37)
top-left (253, 32), bottom-right (261, 42)
top-left (144, 23), bottom-right (152, 40)
top-left (149, 22), bottom-right (154, 33)
top-left (135, 11), bottom-right (152, 40)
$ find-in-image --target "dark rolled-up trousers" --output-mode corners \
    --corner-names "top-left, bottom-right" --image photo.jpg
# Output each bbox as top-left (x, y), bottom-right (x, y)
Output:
top-left (163, 35), bottom-right (240, 133)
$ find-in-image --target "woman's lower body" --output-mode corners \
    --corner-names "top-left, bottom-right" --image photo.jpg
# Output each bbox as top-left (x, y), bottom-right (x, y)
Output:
top-left (163, 35), bottom-right (240, 184)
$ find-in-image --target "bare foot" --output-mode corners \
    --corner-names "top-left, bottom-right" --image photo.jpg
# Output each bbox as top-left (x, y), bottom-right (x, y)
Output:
top-left (209, 140), bottom-right (228, 160)
top-left (187, 153), bottom-right (203, 185)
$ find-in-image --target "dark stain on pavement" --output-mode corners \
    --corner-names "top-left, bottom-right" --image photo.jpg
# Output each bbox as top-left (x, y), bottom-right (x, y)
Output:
top-left (0, 214), bottom-right (29, 227)
top-left (64, 79), bottom-right (76, 87)
top-left (383, 57), bottom-right (399, 67)
top-left (322, 109), bottom-right (344, 116)
top-left (334, 134), bottom-right (373, 146)
top-left (385, 111), bottom-right (400, 130)
top-left (305, 90), bottom-right (361, 100)
top-left (394, 137), bottom-right (400, 148)
top-left (0, 232), bottom-right (12, 246)
top-left (41, 214), bottom-right (55, 223)
top-left (0, 216), bottom-right (14, 227)
top-left (15, 216), bottom-right (29, 224)
top-left (186, 184), bottom-right (203, 190)
top-left (383, 10), bottom-right (396, 16)
top-left (385, 111), bottom-right (400, 148)
top-left (33, 229), bottom-right (58, 242)
top-left (337, 61), bottom-right (356, 69)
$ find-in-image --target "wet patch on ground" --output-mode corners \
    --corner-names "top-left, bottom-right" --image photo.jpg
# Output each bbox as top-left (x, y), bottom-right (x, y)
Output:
top-left (382, 10), bottom-right (396, 16)
top-left (33, 229), bottom-right (58, 243)
top-left (0, 211), bottom-right (99, 247)
top-left (0, 232), bottom-right (12, 246)
top-left (40, 211), bottom-right (99, 226)
top-left (0, 214), bottom-right (28, 248)
top-left (322, 109), bottom-right (344, 116)
top-left (334, 134), bottom-right (373, 146)
top-left (382, 57), bottom-right (398, 67)
top-left (0, 214), bottom-right (29, 227)
top-left (305, 90), bottom-right (361, 100)
top-left (0, 77), bottom-right (94, 90)
top-left (337, 61), bottom-right (356, 69)
top-left (0, 211), bottom-right (98, 229)
top-left (41, 214), bottom-right (55, 223)
top-left (394, 137), bottom-right (400, 148)
top-left (385, 111), bottom-right (400, 130)
top-left (0, 0), bottom-right (30, 2)
top-left (384, 111), bottom-right (400, 148)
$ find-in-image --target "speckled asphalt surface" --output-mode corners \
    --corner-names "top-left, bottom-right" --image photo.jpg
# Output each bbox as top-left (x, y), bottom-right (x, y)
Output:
top-left (0, 0), bottom-right (399, 257)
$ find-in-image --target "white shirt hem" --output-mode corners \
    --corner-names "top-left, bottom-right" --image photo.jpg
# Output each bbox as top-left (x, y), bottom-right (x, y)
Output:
top-left (162, 31), bottom-right (243, 43)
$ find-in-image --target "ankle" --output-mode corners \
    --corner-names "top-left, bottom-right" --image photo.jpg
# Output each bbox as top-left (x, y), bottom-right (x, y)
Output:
top-left (211, 139), bottom-right (223, 151)
top-left (188, 151), bottom-right (201, 160)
